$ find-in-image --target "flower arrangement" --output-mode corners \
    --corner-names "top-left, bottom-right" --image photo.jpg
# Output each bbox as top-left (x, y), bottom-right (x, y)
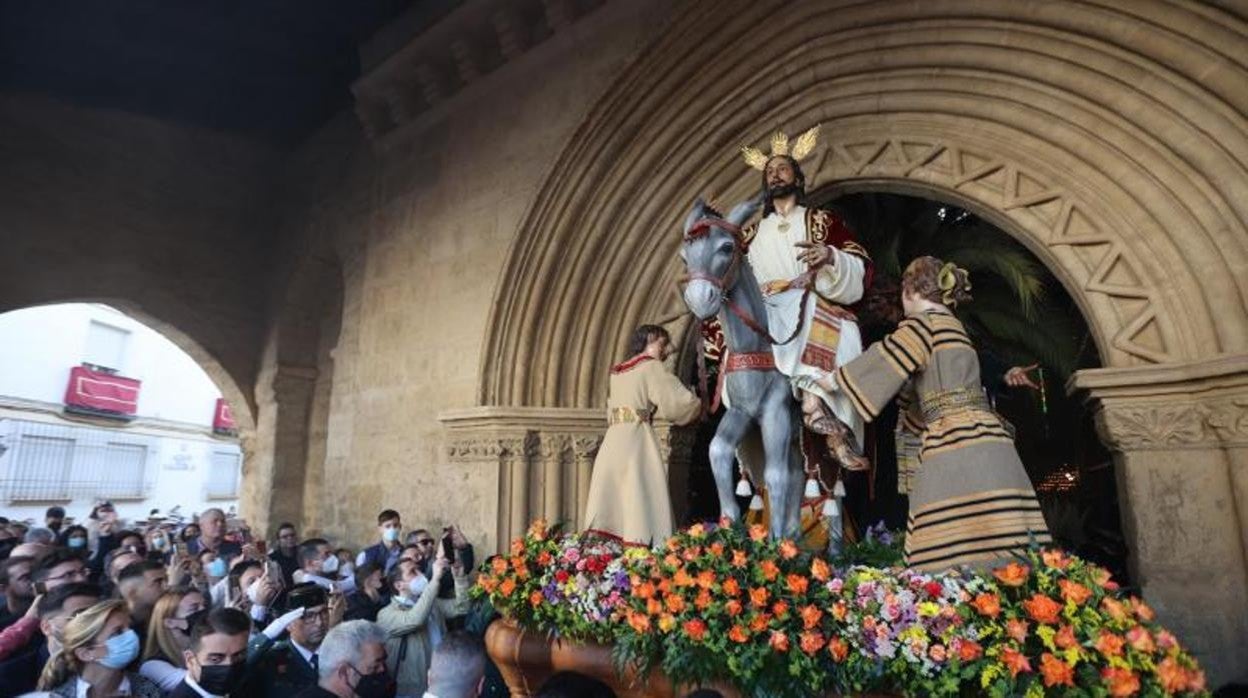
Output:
top-left (474, 519), bottom-right (1209, 697)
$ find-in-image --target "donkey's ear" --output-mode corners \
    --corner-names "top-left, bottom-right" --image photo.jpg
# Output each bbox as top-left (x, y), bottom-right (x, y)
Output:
top-left (684, 197), bottom-right (707, 233)
top-left (725, 194), bottom-right (762, 228)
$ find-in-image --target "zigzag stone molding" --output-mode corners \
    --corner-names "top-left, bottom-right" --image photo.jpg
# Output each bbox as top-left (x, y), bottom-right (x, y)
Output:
top-left (804, 136), bottom-right (1172, 365)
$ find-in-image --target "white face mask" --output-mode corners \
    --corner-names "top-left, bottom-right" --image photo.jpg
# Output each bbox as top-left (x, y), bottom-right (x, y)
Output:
top-left (246, 578), bottom-right (262, 604)
top-left (340, 562), bottom-right (355, 578)
top-left (320, 555), bottom-right (339, 575)
top-left (407, 573), bottom-right (429, 598)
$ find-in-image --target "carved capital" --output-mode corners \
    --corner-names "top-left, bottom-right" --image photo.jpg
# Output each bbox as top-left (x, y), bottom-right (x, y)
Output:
top-left (446, 430), bottom-right (537, 462)
top-left (1096, 398), bottom-right (1248, 451)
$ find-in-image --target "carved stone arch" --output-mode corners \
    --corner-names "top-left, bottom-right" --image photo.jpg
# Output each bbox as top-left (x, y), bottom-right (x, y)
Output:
top-left (479, 0), bottom-right (1246, 410)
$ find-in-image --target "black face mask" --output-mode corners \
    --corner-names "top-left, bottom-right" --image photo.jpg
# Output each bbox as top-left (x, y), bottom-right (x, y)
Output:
top-left (352, 667), bottom-right (396, 698)
top-left (197, 660), bottom-right (246, 695)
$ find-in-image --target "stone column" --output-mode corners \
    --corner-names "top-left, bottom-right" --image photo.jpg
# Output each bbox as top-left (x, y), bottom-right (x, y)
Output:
top-left (445, 429), bottom-right (536, 556)
top-left (571, 435), bottom-right (601, 529)
top-left (1071, 355), bottom-right (1248, 686)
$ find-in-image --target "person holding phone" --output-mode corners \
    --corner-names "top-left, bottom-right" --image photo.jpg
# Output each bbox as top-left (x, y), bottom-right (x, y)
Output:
top-left (376, 551), bottom-right (468, 697)
top-left (356, 510), bottom-right (404, 576)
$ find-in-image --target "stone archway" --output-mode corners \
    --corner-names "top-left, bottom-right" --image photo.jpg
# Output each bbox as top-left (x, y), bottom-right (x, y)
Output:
top-left (461, 0), bottom-right (1248, 683)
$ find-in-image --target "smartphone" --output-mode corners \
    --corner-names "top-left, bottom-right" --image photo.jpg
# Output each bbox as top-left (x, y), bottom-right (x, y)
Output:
top-left (266, 559), bottom-right (281, 581)
top-left (34, 581), bottom-right (47, 595)
top-left (440, 532), bottom-right (454, 561)
top-left (255, 539), bottom-right (267, 555)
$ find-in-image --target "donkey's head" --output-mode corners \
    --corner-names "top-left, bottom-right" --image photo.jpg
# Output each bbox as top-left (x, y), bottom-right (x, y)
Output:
top-left (680, 196), bottom-right (761, 320)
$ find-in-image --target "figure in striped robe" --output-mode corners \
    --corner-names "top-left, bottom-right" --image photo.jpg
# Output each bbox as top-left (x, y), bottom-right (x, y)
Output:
top-left (799, 256), bottom-right (1051, 572)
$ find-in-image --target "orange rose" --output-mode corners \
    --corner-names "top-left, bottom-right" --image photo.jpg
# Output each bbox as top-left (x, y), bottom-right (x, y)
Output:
top-left (722, 578), bottom-right (741, 597)
top-left (1041, 549), bottom-right (1072, 570)
top-left (1186, 669), bottom-right (1207, 692)
top-left (499, 578), bottom-right (517, 597)
top-left (725, 599), bottom-right (743, 617)
top-left (1095, 630), bottom-right (1125, 657)
top-left (695, 589), bottom-right (713, 610)
top-left (769, 631), bottom-right (790, 652)
top-left (1128, 596), bottom-right (1155, 622)
top-left (778, 540), bottom-right (799, 559)
top-left (673, 568), bottom-right (696, 588)
top-left (1054, 624), bottom-right (1077, 649)
top-left (478, 577), bottom-right (498, 594)
top-left (696, 570), bottom-right (716, 590)
top-left (646, 598), bottom-right (663, 616)
top-left (1125, 626), bottom-right (1155, 653)
top-left (799, 630), bottom-right (825, 655)
top-left (828, 637), bottom-right (849, 662)
top-left (771, 600), bottom-right (790, 619)
top-left (688, 523), bottom-right (706, 538)
top-left (1023, 593), bottom-right (1062, 625)
top-left (627, 611), bottom-right (651, 634)
top-left (537, 551), bottom-right (553, 566)
top-left (510, 539), bottom-right (525, 556)
top-left (683, 618), bottom-right (708, 642)
top-left (800, 604), bottom-right (823, 630)
top-left (993, 562), bottom-right (1031, 587)
top-left (634, 581), bottom-right (656, 599)
top-left (1156, 657), bottom-right (1188, 693)
top-left (750, 587), bottom-right (769, 608)
top-left (1101, 667), bottom-right (1141, 697)
top-left (491, 557), bottom-right (508, 574)
top-left (786, 574), bottom-right (809, 595)
top-left (1006, 618), bottom-right (1029, 643)
top-left (1093, 566), bottom-right (1120, 591)
top-left (831, 601), bottom-right (848, 622)
top-left (971, 593), bottom-right (1001, 618)
top-left (732, 550), bottom-right (749, 569)
top-left (1002, 647), bottom-right (1032, 677)
top-left (664, 553), bottom-right (681, 568)
top-left (1101, 597), bottom-right (1129, 622)
top-left (528, 519), bottom-right (548, 540)
top-left (666, 538), bottom-right (681, 553)
top-left (728, 624), bottom-right (749, 643)
top-left (709, 542), bottom-right (725, 556)
top-left (664, 594), bottom-right (686, 613)
top-left (1058, 579), bottom-right (1093, 605)
top-left (749, 614), bottom-right (770, 632)
top-left (957, 639), bottom-right (982, 662)
top-left (810, 557), bottom-right (831, 582)
top-left (1040, 653), bottom-right (1074, 687)
top-left (749, 524), bottom-right (767, 542)
top-left (657, 579), bottom-right (672, 595)
top-left (528, 590), bottom-right (543, 607)
top-left (759, 560), bottom-right (780, 581)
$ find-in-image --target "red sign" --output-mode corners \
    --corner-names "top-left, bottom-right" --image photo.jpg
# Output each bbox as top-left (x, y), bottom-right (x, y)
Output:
top-left (64, 365), bottom-right (141, 415)
top-left (213, 398), bottom-right (237, 433)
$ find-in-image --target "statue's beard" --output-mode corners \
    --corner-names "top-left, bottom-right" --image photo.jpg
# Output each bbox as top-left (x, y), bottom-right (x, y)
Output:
top-left (768, 182), bottom-right (802, 201)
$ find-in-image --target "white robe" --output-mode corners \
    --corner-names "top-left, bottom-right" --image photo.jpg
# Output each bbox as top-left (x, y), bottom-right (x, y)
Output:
top-left (734, 205), bottom-right (866, 448)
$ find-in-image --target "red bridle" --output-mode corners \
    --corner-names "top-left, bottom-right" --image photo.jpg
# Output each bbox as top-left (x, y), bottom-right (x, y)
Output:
top-left (681, 216), bottom-right (744, 291)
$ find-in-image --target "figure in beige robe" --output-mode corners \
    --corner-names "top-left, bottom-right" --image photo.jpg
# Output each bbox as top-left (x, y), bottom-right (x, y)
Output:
top-left (584, 327), bottom-right (701, 546)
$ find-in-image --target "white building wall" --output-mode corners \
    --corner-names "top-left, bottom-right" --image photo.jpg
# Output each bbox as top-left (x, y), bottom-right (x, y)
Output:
top-left (0, 303), bottom-right (240, 525)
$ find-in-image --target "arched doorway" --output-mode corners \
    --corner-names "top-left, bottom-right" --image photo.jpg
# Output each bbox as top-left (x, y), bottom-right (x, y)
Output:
top-left (471, 1), bottom-right (1248, 683)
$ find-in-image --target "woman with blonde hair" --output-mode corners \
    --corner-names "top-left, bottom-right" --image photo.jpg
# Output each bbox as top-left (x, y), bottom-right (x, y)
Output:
top-left (37, 598), bottom-right (162, 697)
top-left (138, 588), bottom-right (207, 691)
top-left (800, 256), bottom-right (1051, 572)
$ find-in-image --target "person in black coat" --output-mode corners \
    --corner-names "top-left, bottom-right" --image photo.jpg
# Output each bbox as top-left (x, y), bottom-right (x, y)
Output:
top-left (166, 608), bottom-right (250, 698)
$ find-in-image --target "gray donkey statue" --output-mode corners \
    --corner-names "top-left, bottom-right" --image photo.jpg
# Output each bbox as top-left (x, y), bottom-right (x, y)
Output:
top-left (680, 197), bottom-right (813, 541)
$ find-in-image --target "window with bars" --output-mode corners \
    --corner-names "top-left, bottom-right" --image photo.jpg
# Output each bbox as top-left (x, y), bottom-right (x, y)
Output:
top-left (1, 420), bottom-right (152, 503)
top-left (207, 450), bottom-right (240, 499)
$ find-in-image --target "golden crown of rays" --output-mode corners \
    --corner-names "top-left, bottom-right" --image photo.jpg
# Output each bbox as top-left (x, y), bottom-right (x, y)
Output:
top-left (740, 124), bottom-right (821, 171)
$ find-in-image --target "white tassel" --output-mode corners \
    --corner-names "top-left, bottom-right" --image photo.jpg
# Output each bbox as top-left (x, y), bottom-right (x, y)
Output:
top-left (803, 477), bottom-right (821, 499)
top-left (749, 494), bottom-right (764, 511)
top-left (735, 477), bottom-right (752, 497)
top-left (832, 480), bottom-right (847, 498)
top-left (822, 498), bottom-right (839, 518)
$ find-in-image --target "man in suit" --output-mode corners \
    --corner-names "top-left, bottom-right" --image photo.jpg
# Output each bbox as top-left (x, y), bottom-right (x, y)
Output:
top-left (295, 620), bottom-right (393, 698)
top-left (242, 583), bottom-right (330, 697)
top-left (167, 608), bottom-right (250, 697)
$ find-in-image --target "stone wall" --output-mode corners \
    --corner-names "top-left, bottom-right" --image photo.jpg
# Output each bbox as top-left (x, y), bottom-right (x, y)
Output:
top-left (260, 0), bottom-right (675, 547)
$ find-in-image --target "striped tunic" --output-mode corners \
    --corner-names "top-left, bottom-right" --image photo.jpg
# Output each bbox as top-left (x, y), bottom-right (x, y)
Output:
top-left (832, 309), bottom-right (1051, 572)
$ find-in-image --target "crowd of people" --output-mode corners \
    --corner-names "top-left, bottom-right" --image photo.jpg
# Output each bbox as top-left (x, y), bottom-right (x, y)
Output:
top-left (0, 503), bottom-right (492, 698)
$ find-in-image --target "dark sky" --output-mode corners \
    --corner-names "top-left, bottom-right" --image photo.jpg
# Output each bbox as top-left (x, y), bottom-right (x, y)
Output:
top-left (0, 0), bottom-right (421, 146)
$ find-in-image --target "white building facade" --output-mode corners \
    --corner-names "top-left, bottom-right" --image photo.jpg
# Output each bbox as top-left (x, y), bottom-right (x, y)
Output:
top-left (0, 303), bottom-right (241, 525)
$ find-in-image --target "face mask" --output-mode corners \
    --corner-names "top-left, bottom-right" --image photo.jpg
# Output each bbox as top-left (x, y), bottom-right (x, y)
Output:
top-left (97, 628), bottom-right (141, 669)
top-left (320, 555), bottom-right (339, 574)
top-left (340, 563), bottom-right (355, 579)
top-left (352, 667), bottom-right (397, 698)
top-left (407, 573), bottom-right (428, 598)
top-left (197, 660), bottom-right (247, 695)
top-left (382, 528), bottom-right (400, 543)
top-left (151, 537), bottom-right (167, 550)
top-left (246, 578), bottom-right (263, 605)
top-left (206, 558), bottom-right (228, 578)
top-left (181, 609), bottom-right (208, 637)
top-left (68, 537), bottom-right (87, 549)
